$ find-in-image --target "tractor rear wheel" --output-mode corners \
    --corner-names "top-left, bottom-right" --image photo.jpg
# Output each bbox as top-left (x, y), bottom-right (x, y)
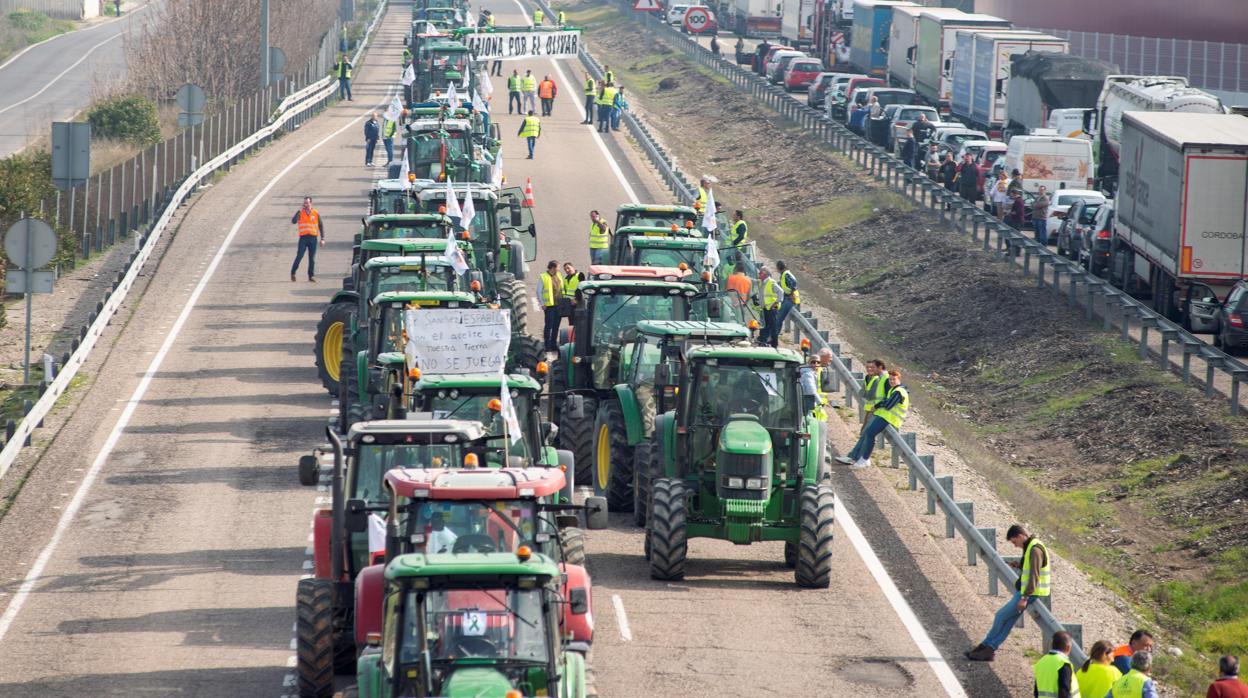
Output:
top-left (560, 400), bottom-right (597, 488)
top-left (795, 483), bottom-right (835, 588)
top-left (593, 401), bottom-right (634, 512)
top-left (648, 478), bottom-right (688, 581)
top-left (560, 526), bottom-right (587, 566)
top-left (508, 333), bottom-right (544, 374)
top-left (339, 354), bottom-right (373, 431)
top-left (314, 303), bottom-right (354, 396)
top-left (631, 440), bottom-right (654, 527)
top-left (499, 277), bottom-right (532, 339)
top-left (296, 578), bottom-right (335, 698)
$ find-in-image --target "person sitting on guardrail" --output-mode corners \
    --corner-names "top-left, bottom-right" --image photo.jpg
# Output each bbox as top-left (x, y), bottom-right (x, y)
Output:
top-left (965, 523), bottom-right (1050, 662)
top-left (860, 359), bottom-right (887, 426)
top-left (836, 368), bottom-right (906, 469)
top-left (1034, 631), bottom-right (1078, 698)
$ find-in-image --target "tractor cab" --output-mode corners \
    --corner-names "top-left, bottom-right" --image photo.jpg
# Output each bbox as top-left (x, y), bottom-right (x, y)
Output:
top-left (370, 179), bottom-right (415, 215)
top-left (607, 224), bottom-right (701, 265)
top-left (356, 213), bottom-right (453, 251)
top-left (411, 181), bottom-right (535, 280)
top-left (644, 345), bottom-right (835, 588)
top-left (351, 553), bottom-right (589, 698)
top-left (613, 203), bottom-right (699, 234)
top-left (405, 373), bottom-right (553, 467)
top-left (625, 235), bottom-right (712, 270)
top-left (413, 41), bottom-right (473, 103)
top-left (402, 117), bottom-right (494, 185)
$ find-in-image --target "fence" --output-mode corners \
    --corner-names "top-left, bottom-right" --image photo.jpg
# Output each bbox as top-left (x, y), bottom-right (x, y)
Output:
top-left (0, 0), bottom-right (96, 19)
top-left (0, 0), bottom-right (388, 480)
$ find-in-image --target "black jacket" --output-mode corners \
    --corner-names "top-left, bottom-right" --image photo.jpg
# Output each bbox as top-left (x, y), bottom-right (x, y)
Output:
top-left (957, 162), bottom-right (979, 197)
top-left (364, 118), bottom-right (379, 141)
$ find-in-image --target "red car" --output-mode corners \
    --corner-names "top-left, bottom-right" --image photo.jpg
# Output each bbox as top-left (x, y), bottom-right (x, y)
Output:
top-left (784, 58), bottom-right (823, 92)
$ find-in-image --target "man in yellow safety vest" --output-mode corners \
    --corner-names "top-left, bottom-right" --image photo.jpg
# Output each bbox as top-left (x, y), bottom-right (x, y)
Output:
top-left (836, 368), bottom-right (906, 469)
top-left (776, 259), bottom-right (801, 330)
top-left (966, 523), bottom-right (1052, 661)
top-left (588, 210), bottom-right (611, 264)
top-left (521, 69), bottom-right (538, 114)
top-left (729, 209), bottom-right (749, 246)
top-left (290, 196), bottom-right (325, 282)
top-left (334, 53), bottom-right (353, 101)
top-left (1109, 651), bottom-right (1158, 698)
top-left (539, 260), bottom-right (564, 352)
top-left (1033, 631), bottom-right (1079, 698)
top-left (596, 83), bottom-right (617, 133)
top-left (558, 10), bottom-right (566, 25)
top-left (756, 268), bottom-right (781, 348)
top-left (533, 8), bottom-right (544, 25)
top-left (518, 110), bottom-right (541, 159)
top-left (508, 69), bottom-right (523, 114)
top-left (582, 72), bottom-right (597, 124)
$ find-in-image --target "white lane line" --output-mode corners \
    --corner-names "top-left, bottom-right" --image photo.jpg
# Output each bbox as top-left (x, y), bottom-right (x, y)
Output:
top-left (835, 494), bottom-right (968, 698)
top-left (0, 87), bottom-right (395, 645)
top-left (0, 32), bottom-right (125, 117)
top-left (0, 1), bottom-right (154, 73)
top-left (610, 593), bottom-right (633, 642)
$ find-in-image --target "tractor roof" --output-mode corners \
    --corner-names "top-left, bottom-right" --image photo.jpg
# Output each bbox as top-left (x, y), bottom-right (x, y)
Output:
top-left (580, 279), bottom-right (699, 294)
top-left (617, 225), bottom-right (702, 237)
top-left (617, 203), bottom-right (697, 214)
top-left (366, 213), bottom-right (451, 224)
top-left (413, 372), bottom-right (542, 392)
top-left (637, 320), bottom-right (751, 338)
top-left (406, 106), bottom-right (472, 119)
top-left (588, 265), bottom-right (690, 282)
top-left (373, 178), bottom-right (411, 192)
top-left (385, 466), bottom-right (565, 499)
top-left (629, 236), bottom-right (711, 249)
top-left (413, 182), bottom-right (498, 200)
top-left (408, 118), bottom-right (473, 132)
top-left (364, 255), bottom-right (459, 271)
top-left (386, 551), bottom-right (559, 581)
top-left (360, 238), bottom-right (454, 253)
top-left (372, 290), bottom-right (478, 305)
top-left (348, 419), bottom-right (487, 442)
top-left (688, 345), bottom-right (804, 363)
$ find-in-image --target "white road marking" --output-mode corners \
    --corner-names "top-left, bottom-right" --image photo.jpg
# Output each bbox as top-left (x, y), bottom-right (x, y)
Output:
top-left (0, 32), bottom-right (125, 117)
top-left (610, 593), bottom-right (633, 641)
top-left (0, 85), bottom-right (396, 644)
top-left (0, 1), bottom-right (154, 73)
top-left (835, 494), bottom-right (968, 698)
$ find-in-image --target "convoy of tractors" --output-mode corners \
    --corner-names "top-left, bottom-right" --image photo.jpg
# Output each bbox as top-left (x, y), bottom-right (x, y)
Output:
top-left (293, 3), bottom-right (836, 695)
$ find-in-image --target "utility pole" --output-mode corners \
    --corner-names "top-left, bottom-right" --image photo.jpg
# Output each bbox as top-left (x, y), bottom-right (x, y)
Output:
top-left (260, 0), bottom-right (271, 87)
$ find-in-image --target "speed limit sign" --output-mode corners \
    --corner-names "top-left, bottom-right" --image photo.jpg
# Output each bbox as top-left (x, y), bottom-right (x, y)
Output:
top-left (683, 6), bottom-right (711, 33)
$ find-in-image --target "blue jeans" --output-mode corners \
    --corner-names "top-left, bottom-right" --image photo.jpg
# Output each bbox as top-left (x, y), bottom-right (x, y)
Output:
top-left (508, 91), bottom-right (522, 114)
top-left (778, 298), bottom-right (797, 331)
top-left (584, 95), bottom-right (595, 122)
top-left (590, 248), bottom-right (608, 265)
top-left (1033, 219), bottom-right (1048, 244)
top-left (338, 77), bottom-right (352, 100)
top-left (847, 415), bottom-right (888, 461)
top-left (611, 107), bottom-right (622, 130)
top-left (291, 235), bottom-right (319, 278)
top-left (983, 593), bottom-right (1041, 649)
top-left (365, 138), bottom-right (376, 165)
top-left (526, 136), bottom-right (536, 158)
top-left (597, 105), bottom-right (611, 131)
top-left (383, 138), bottom-right (394, 164)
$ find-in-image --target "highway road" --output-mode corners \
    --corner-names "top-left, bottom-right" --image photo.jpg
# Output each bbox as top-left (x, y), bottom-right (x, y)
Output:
top-left (0, 4), bottom-right (157, 158)
top-left (0, 1), bottom-right (992, 695)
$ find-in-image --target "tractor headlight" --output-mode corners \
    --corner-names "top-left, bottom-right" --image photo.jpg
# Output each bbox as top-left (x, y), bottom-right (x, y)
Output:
top-left (745, 477), bottom-right (765, 489)
top-left (724, 476), bottom-right (743, 489)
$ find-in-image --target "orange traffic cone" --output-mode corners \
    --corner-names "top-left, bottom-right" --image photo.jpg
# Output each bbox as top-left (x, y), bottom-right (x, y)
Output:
top-left (523, 177), bottom-right (535, 208)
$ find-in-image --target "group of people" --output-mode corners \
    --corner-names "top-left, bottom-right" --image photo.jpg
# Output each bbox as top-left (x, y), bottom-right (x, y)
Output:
top-left (583, 67), bottom-right (628, 133)
top-left (537, 259), bottom-right (585, 353)
top-left (362, 112), bottom-right (401, 168)
top-left (834, 358), bottom-right (908, 470)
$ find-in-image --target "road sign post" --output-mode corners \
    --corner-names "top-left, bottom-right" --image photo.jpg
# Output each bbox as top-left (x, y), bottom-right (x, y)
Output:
top-left (4, 218), bottom-right (58, 384)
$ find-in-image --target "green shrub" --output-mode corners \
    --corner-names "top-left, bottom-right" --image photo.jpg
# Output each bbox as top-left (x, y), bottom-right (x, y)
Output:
top-left (86, 95), bottom-right (161, 147)
top-left (7, 9), bottom-right (50, 33)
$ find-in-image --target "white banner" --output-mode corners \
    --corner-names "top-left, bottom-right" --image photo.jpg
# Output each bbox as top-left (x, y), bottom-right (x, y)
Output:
top-left (461, 30), bottom-right (581, 60)
top-left (404, 308), bottom-right (512, 374)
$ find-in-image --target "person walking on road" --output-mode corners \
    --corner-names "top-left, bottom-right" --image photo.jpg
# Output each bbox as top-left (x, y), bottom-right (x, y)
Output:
top-left (756, 268), bottom-right (781, 348)
top-left (364, 112), bottom-right (380, 167)
top-left (581, 72), bottom-right (597, 124)
top-left (539, 260), bottom-right (564, 352)
top-left (1110, 651), bottom-right (1159, 698)
top-left (611, 87), bottom-right (628, 131)
top-left (1113, 630), bottom-right (1156, 675)
top-left (729, 210), bottom-right (749, 246)
top-left (538, 75), bottom-right (557, 116)
top-left (1076, 641), bottom-right (1123, 698)
top-left (965, 523), bottom-right (1051, 662)
top-left (290, 196), bottom-right (325, 282)
top-left (521, 69), bottom-right (538, 114)
top-left (518, 110), bottom-right (541, 159)
top-left (588, 210), bottom-right (611, 264)
top-left (596, 82), bottom-right (617, 133)
top-left (382, 115), bottom-right (398, 166)
top-left (508, 69), bottom-right (523, 114)
top-left (957, 153), bottom-right (979, 203)
top-left (776, 260), bottom-right (800, 330)
top-left (334, 53), bottom-right (353, 101)
top-left (836, 368), bottom-right (906, 468)
top-left (1032, 185), bottom-right (1051, 243)
top-left (1034, 631), bottom-right (1078, 698)
top-left (1208, 655), bottom-right (1248, 698)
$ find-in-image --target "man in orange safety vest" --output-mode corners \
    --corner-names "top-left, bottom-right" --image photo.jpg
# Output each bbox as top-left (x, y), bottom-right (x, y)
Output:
top-left (290, 196), bottom-right (325, 282)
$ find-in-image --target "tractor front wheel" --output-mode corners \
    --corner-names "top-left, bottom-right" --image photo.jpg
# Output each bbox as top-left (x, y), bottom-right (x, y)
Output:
top-left (561, 526), bottom-right (587, 566)
top-left (499, 277), bottom-right (532, 338)
top-left (648, 478), bottom-right (688, 581)
top-left (296, 578), bottom-right (335, 698)
top-left (795, 483), bottom-right (835, 588)
top-left (314, 303), bottom-right (354, 396)
top-left (559, 398), bottom-right (597, 488)
top-left (631, 440), bottom-right (654, 527)
top-left (593, 401), bottom-right (634, 512)
top-left (508, 333), bottom-right (544, 374)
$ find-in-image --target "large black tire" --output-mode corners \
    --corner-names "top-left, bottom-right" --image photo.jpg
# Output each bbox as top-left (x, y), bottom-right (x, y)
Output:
top-left (592, 401), bottom-right (634, 512)
top-left (340, 354), bottom-right (373, 431)
top-left (296, 578), bottom-right (335, 698)
top-left (560, 526), bottom-right (587, 566)
top-left (314, 303), bottom-right (355, 395)
top-left (560, 397), bottom-right (597, 488)
top-left (508, 333), bottom-right (544, 374)
top-left (631, 440), bottom-right (653, 527)
top-left (648, 478), bottom-right (688, 581)
top-left (783, 541), bottom-right (798, 568)
top-left (498, 277), bottom-right (532, 339)
top-left (795, 483), bottom-right (835, 588)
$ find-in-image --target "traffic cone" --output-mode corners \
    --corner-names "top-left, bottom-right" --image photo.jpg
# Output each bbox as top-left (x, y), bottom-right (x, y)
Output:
top-left (523, 177), bottom-right (535, 208)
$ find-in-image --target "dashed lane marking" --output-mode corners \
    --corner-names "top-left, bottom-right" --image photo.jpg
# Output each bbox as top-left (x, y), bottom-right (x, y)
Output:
top-left (610, 593), bottom-right (633, 642)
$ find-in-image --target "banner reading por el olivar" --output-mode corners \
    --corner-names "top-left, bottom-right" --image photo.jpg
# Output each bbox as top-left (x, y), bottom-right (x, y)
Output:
top-left (462, 30), bottom-right (581, 60)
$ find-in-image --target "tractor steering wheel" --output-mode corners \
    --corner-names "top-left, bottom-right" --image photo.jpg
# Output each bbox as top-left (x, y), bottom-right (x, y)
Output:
top-left (452, 534), bottom-right (497, 553)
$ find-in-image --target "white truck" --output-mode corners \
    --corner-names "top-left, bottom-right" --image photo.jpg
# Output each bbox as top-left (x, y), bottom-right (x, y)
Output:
top-left (950, 29), bottom-right (1068, 137)
top-left (886, 5), bottom-right (923, 89)
top-left (732, 0), bottom-right (782, 38)
top-left (912, 9), bottom-right (1010, 114)
top-left (781, 0), bottom-right (816, 48)
top-left (1112, 112), bottom-right (1248, 328)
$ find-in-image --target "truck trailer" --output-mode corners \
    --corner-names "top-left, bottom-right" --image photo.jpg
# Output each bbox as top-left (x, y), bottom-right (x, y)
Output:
top-left (850, 0), bottom-right (916, 78)
top-left (781, 0), bottom-right (816, 48)
top-left (732, 0), bottom-right (782, 38)
top-left (886, 5), bottom-right (923, 89)
top-left (913, 9), bottom-right (1010, 114)
top-left (1004, 51), bottom-right (1117, 139)
top-left (1112, 112), bottom-right (1248, 328)
top-left (950, 29), bottom-right (1067, 137)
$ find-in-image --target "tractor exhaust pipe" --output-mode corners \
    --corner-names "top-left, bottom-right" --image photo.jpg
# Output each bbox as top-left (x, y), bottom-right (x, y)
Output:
top-left (327, 426), bottom-right (345, 583)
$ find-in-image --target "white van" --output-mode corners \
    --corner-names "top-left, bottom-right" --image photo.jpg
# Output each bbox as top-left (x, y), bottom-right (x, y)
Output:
top-left (667, 2), bottom-right (706, 25)
top-left (1001, 135), bottom-right (1095, 193)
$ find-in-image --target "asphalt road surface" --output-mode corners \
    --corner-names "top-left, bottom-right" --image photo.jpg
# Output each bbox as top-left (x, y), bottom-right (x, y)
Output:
top-left (0, 5), bottom-right (157, 158)
top-left (0, 1), bottom-right (979, 695)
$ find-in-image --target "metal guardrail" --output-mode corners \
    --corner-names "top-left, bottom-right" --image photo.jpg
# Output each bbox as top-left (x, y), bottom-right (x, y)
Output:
top-left (557, 0), bottom-right (1091, 664)
top-left (0, 0), bottom-right (390, 481)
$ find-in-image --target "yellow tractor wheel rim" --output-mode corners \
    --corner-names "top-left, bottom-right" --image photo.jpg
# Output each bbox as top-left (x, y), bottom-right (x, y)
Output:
top-left (323, 322), bottom-right (344, 383)
top-left (596, 423), bottom-right (611, 490)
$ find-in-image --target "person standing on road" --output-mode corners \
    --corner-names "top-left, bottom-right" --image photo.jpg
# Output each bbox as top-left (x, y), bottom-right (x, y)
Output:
top-left (1208, 656), bottom-right (1248, 698)
top-left (290, 196), bottom-right (325, 283)
top-left (940, 153), bottom-right (957, 190)
top-left (582, 72), bottom-right (597, 124)
top-left (382, 115), bottom-right (398, 166)
top-left (1076, 641), bottom-right (1123, 698)
top-left (729, 210), bottom-right (749, 246)
top-left (596, 82), bottom-right (618, 134)
top-left (836, 368), bottom-right (906, 469)
top-left (334, 53), bottom-right (353, 101)
top-left (1034, 631), bottom-right (1078, 698)
top-left (521, 69), bottom-right (538, 114)
top-left (776, 260), bottom-right (800, 330)
top-left (603, 65), bottom-right (615, 86)
top-left (563, 262), bottom-right (583, 312)
top-left (558, 10), bottom-right (566, 25)
top-left (957, 153), bottom-right (979, 203)
top-left (588, 210), bottom-right (611, 264)
top-left (538, 260), bottom-right (564, 352)
top-left (1005, 189), bottom-right (1026, 228)
top-left (364, 112), bottom-right (380, 167)
top-left (991, 170), bottom-right (1009, 218)
top-left (710, 35), bottom-right (720, 57)
top-left (113, 0), bottom-right (121, 15)
top-left (508, 69), bottom-right (523, 114)
top-left (538, 75), bottom-right (557, 116)
top-left (965, 524), bottom-right (1050, 662)
top-left (533, 7), bottom-right (544, 25)
top-left (611, 87), bottom-right (628, 131)
top-left (1110, 651), bottom-right (1159, 698)
top-left (1113, 630), bottom-right (1156, 676)
top-left (1032, 185), bottom-right (1051, 244)
top-left (518, 110), bottom-right (541, 159)
top-left (1007, 168), bottom-right (1024, 197)
top-left (756, 268), bottom-right (781, 347)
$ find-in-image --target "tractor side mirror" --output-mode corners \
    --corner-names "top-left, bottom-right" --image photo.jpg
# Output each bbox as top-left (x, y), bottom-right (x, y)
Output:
top-left (584, 496), bottom-right (608, 529)
top-left (468, 270), bottom-right (484, 291)
top-left (345, 498), bottom-right (369, 533)
top-left (540, 421), bottom-right (557, 445)
top-left (298, 454), bottom-right (319, 487)
top-left (654, 363), bottom-right (674, 388)
top-left (566, 394), bottom-right (586, 420)
top-left (527, 222), bottom-right (536, 238)
top-left (509, 200), bottom-right (523, 226)
top-left (568, 587), bottom-right (590, 614)
top-left (706, 297), bottom-right (723, 319)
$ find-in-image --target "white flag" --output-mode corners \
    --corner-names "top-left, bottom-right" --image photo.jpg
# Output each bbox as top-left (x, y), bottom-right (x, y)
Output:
top-left (368, 514), bottom-right (387, 558)
top-left (384, 95), bottom-right (403, 123)
top-left (446, 80), bottom-right (458, 106)
top-left (500, 378), bottom-right (522, 445)
top-left (472, 90), bottom-right (489, 114)
top-left (459, 187), bottom-right (476, 234)
top-left (444, 176), bottom-right (462, 220)
top-left (704, 236), bottom-right (720, 274)
top-left (443, 234), bottom-right (469, 275)
top-left (477, 68), bottom-right (493, 98)
top-left (491, 153), bottom-right (504, 188)
top-left (401, 62), bottom-right (416, 86)
top-left (702, 187), bottom-right (718, 232)
top-left (461, 71), bottom-right (470, 92)
top-left (398, 146), bottom-right (411, 188)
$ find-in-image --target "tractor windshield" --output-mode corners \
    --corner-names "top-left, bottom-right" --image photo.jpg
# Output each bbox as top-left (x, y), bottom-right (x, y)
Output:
top-left (616, 210), bottom-right (695, 231)
top-left (421, 197), bottom-right (492, 243)
top-left (352, 442), bottom-right (465, 503)
top-left (367, 220), bottom-right (446, 241)
top-left (632, 246), bottom-right (703, 269)
top-left (689, 361), bottom-right (797, 430)
top-left (371, 265), bottom-right (459, 296)
top-left (400, 499), bottom-right (541, 555)
top-left (408, 130), bottom-right (473, 181)
top-left (403, 586), bottom-right (550, 667)
top-left (422, 391), bottom-right (535, 461)
top-left (590, 293), bottom-right (686, 347)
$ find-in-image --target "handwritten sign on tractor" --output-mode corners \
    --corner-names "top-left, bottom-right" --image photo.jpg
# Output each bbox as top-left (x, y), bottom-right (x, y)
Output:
top-left (404, 308), bottom-right (511, 374)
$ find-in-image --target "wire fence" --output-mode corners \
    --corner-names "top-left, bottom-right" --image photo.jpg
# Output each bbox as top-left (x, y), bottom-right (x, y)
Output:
top-left (0, 0), bottom-right (97, 19)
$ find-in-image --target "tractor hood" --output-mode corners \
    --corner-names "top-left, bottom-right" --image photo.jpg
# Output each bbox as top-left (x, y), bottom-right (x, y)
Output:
top-left (715, 415), bottom-right (774, 510)
top-left (440, 666), bottom-right (518, 697)
top-left (719, 416), bottom-right (772, 455)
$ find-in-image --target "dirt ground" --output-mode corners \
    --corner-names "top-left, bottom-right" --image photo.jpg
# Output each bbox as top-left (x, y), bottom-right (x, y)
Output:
top-left (564, 0), bottom-right (1248, 689)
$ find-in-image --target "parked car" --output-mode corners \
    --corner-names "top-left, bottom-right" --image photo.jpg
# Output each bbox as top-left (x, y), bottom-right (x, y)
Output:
top-left (784, 58), bottom-right (823, 92)
top-left (888, 105), bottom-right (940, 150)
top-left (1054, 197), bottom-right (1103, 259)
top-left (1043, 188), bottom-right (1105, 244)
top-left (806, 73), bottom-right (838, 106)
top-left (667, 2), bottom-right (706, 25)
top-left (1214, 281), bottom-right (1248, 353)
top-left (768, 51), bottom-right (807, 84)
top-left (820, 73), bottom-right (862, 115)
top-left (932, 126), bottom-right (988, 158)
top-left (1074, 200), bottom-right (1113, 275)
top-left (841, 76), bottom-right (886, 118)
top-left (755, 44), bottom-right (790, 76)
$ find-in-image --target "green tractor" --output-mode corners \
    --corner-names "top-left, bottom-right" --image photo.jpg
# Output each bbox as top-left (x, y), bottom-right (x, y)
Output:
top-left (389, 113), bottom-right (498, 184)
top-left (643, 344), bottom-right (835, 588)
top-left (409, 181), bottom-right (536, 293)
top-left (351, 551), bottom-right (589, 698)
top-left (409, 39), bottom-right (475, 104)
top-left (612, 202), bottom-right (699, 234)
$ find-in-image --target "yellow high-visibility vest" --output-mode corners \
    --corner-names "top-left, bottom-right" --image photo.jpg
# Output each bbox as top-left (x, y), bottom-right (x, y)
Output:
top-left (533, 9), bottom-right (543, 24)
top-left (1033, 652), bottom-right (1079, 698)
top-left (597, 86), bottom-right (617, 106)
top-left (519, 115), bottom-right (541, 138)
top-left (522, 75), bottom-right (537, 92)
top-left (761, 278), bottom-right (780, 309)
top-left (876, 385), bottom-right (908, 429)
top-left (584, 78), bottom-right (596, 95)
top-left (588, 222), bottom-right (610, 249)
top-left (780, 270), bottom-right (801, 305)
top-left (1109, 670), bottom-right (1150, 698)
top-left (1020, 537), bottom-right (1052, 597)
top-left (539, 271), bottom-right (557, 306)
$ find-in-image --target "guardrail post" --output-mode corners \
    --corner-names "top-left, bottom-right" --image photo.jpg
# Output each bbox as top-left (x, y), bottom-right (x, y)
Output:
top-left (892, 431), bottom-right (915, 469)
top-left (1231, 369), bottom-right (1248, 416)
top-left (949, 500), bottom-right (972, 539)
top-left (971, 526), bottom-right (993, 568)
top-left (1036, 256), bottom-right (1047, 287)
top-left (1138, 315), bottom-right (1157, 359)
top-left (927, 475), bottom-right (952, 516)
top-left (1181, 340), bottom-right (1201, 384)
top-left (909, 454), bottom-right (934, 491)
top-left (1158, 327), bottom-right (1178, 371)
top-left (1060, 624), bottom-right (1084, 652)
top-left (1204, 351), bottom-right (1226, 398)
